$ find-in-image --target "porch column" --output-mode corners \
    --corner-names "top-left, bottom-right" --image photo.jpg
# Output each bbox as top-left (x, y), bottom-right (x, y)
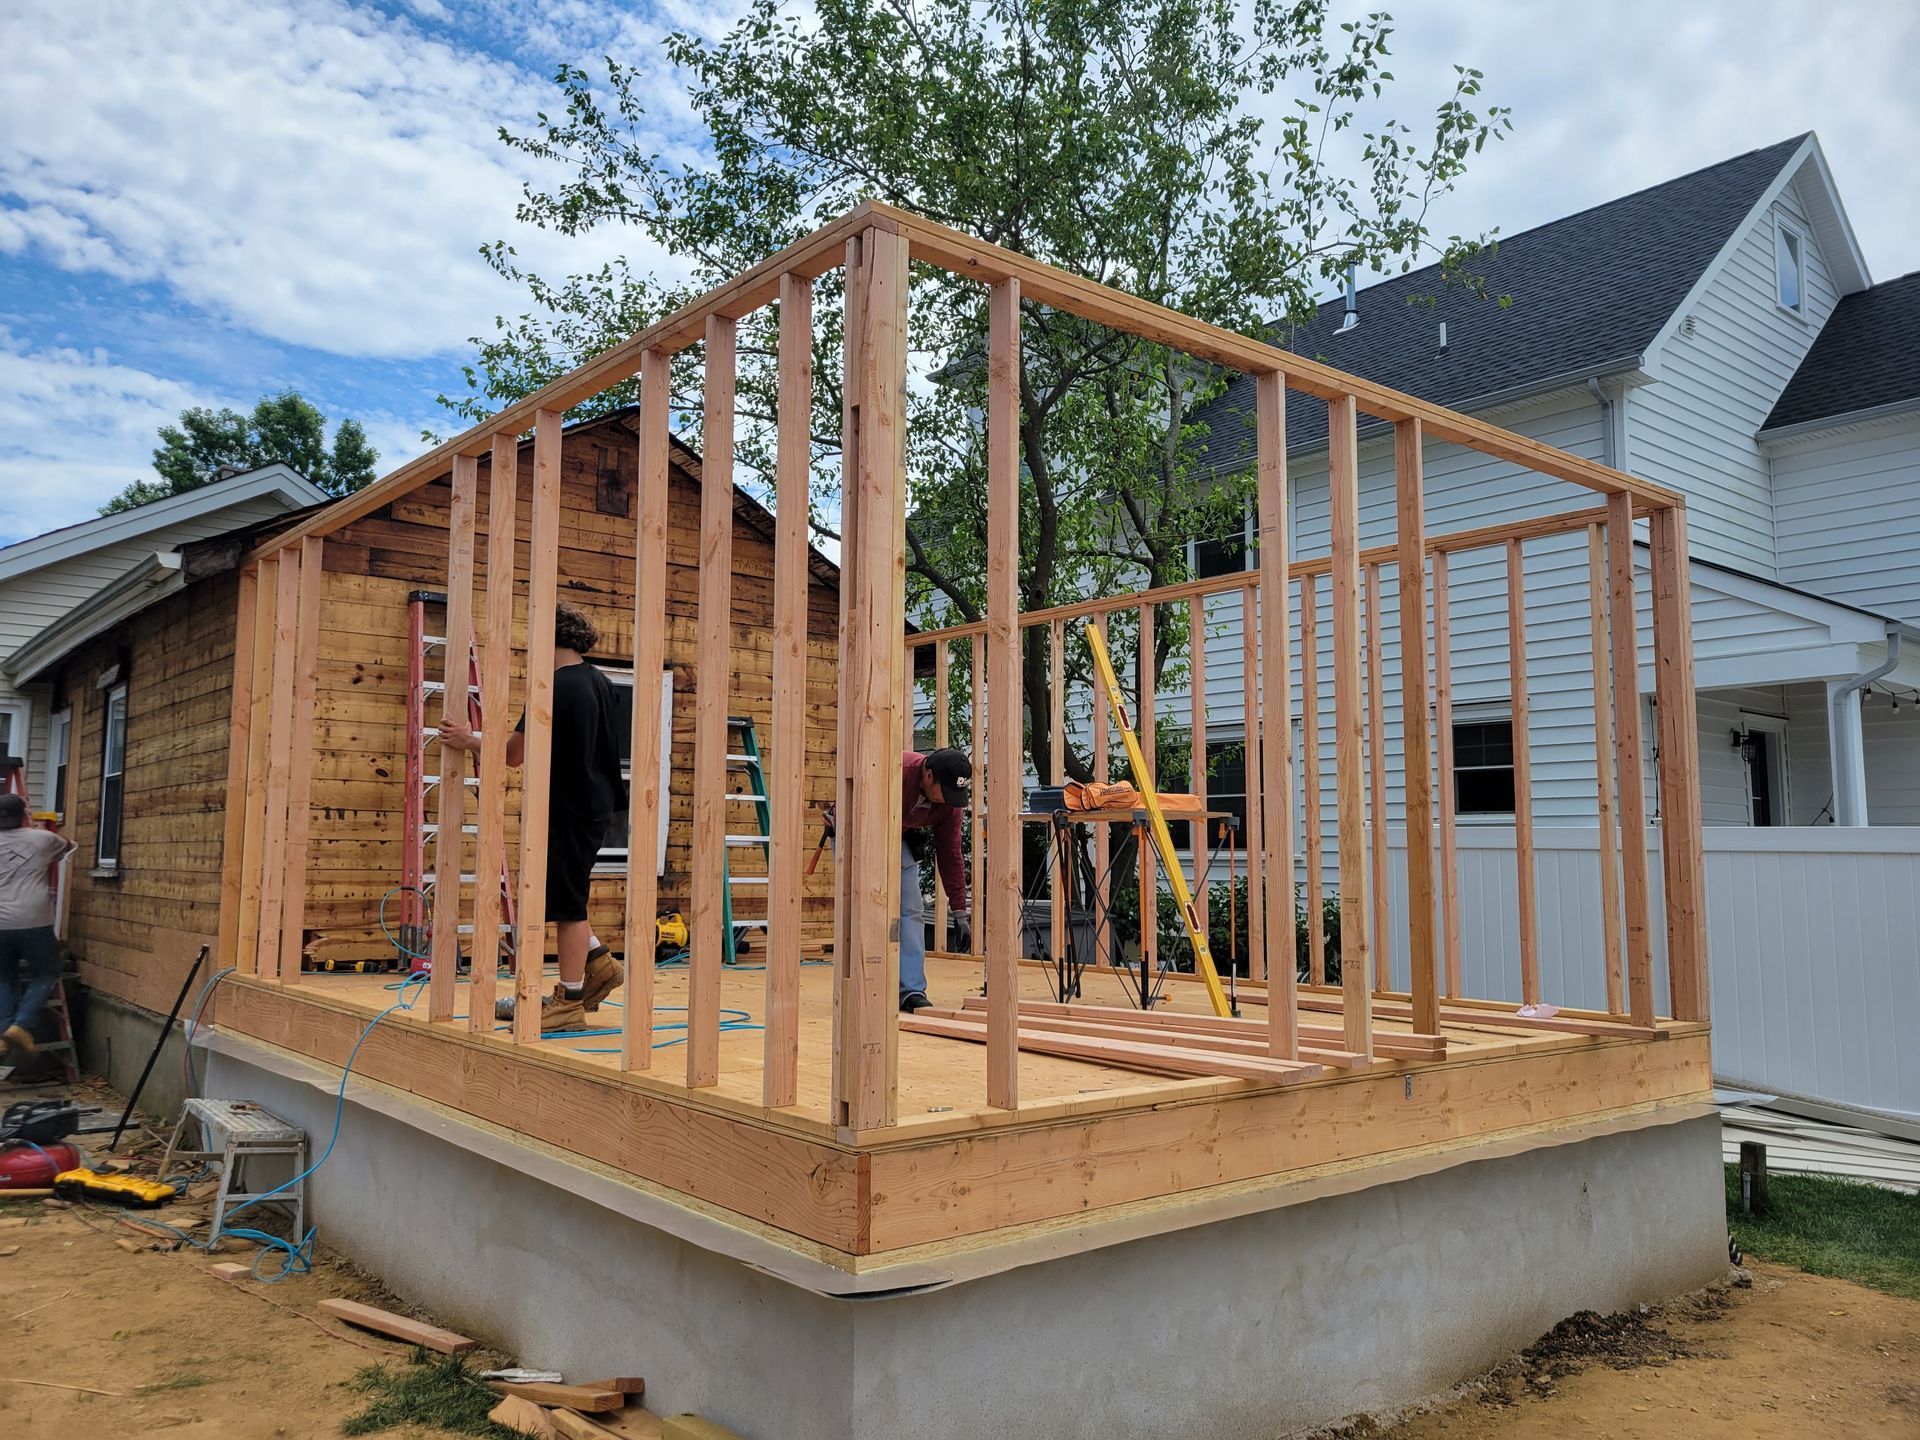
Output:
top-left (1827, 678), bottom-right (1871, 826)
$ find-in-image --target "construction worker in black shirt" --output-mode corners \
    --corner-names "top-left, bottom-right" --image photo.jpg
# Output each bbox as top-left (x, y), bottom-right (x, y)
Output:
top-left (440, 601), bottom-right (623, 1034)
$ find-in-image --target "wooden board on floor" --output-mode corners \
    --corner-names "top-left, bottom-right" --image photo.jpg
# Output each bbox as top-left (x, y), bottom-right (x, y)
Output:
top-left (903, 1013), bottom-right (1322, 1085)
top-left (316, 1297), bottom-right (476, 1353)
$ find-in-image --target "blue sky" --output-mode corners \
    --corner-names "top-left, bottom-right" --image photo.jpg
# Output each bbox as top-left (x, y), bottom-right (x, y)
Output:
top-left (3, 0), bottom-right (1916, 545)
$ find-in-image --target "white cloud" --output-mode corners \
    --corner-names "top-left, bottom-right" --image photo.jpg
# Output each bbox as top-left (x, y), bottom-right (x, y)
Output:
top-left (0, 331), bottom-right (221, 542)
top-left (0, 0), bottom-right (693, 361)
top-left (1304, 0), bottom-right (1920, 283)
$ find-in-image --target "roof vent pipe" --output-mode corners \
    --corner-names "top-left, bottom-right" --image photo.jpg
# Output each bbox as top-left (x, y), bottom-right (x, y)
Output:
top-left (1438, 322), bottom-right (1448, 353)
top-left (1338, 266), bottom-right (1359, 332)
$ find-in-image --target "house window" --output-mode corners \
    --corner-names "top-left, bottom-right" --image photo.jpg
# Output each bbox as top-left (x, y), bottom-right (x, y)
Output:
top-left (1171, 738), bottom-right (1247, 853)
top-left (48, 708), bottom-right (71, 820)
top-left (97, 685), bottom-right (128, 868)
top-left (0, 699), bottom-right (26, 770)
top-left (1190, 510), bottom-right (1251, 579)
top-left (1775, 220), bottom-right (1804, 315)
top-left (594, 665), bottom-right (674, 876)
top-left (1452, 710), bottom-right (1515, 816)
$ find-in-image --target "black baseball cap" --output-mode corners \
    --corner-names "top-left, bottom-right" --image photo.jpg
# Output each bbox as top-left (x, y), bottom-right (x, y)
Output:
top-left (926, 748), bottom-right (972, 809)
top-left (0, 794), bottom-right (26, 829)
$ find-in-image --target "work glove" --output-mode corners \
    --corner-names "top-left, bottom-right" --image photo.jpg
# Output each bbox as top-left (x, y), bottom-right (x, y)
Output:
top-left (950, 910), bottom-right (973, 950)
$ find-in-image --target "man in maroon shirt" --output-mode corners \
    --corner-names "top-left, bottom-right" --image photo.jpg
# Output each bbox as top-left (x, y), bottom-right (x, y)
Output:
top-left (899, 748), bottom-right (971, 1012)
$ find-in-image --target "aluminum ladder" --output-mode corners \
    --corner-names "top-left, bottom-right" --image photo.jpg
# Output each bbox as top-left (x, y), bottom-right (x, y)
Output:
top-left (720, 717), bottom-right (772, 965)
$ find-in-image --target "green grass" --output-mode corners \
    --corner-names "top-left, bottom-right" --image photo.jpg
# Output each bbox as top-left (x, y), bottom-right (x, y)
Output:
top-left (341, 1350), bottom-right (524, 1438)
top-left (1726, 1162), bottom-right (1920, 1300)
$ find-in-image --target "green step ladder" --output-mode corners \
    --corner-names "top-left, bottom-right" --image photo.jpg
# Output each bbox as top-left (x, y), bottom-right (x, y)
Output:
top-left (721, 716), bottom-right (772, 965)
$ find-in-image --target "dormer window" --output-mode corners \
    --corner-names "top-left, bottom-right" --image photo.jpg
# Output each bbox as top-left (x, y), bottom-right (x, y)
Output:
top-left (1775, 219), bottom-right (1805, 316)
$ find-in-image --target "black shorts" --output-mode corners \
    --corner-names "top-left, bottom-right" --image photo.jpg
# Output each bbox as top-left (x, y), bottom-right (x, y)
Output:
top-left (545, 814), bottom-right (610, 922)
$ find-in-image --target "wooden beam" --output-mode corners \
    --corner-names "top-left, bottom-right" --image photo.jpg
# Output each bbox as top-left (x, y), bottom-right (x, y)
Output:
top-left (882, 202), bottom-right (1682, 508)
top-left (1327, 397), bottom-right (1371, 1055)
top-left (1139, 603), bottom-right (1156, 781)
top-left (470, 435), bottom-right (518, 1036)
top-left (925, 1005), bottom-right (1364, 1068)
top-left (933, 638), bottom-right (950, 952)
top-left (1588, 523), bottom-right (1627, 1015)
top-left (1256, 373), bottom-right (1294, 1051)
top-left (511, 409), bottom-right (564, 1043)
top-left (831, 235), bottom-right (867, 1122)
top-left (1507, 538), bottom-right (1540, 1007)
top-left (217, 564), bottom-right (258, 973)
top-left (1432, 551), bottom-right (1462, 999)
top-left (429, 457), bottom-right (478, 1021)
top-left (970, 633), bottom-right (985, 961)
top-left (1608, 491), bottom-right (1655, 1026)
top-left (1651, 505), bottom-right (1708, 1022)
top-left (1300, 575), bottom-right (1325, 987)
top-left (278, 535), bottom-right (324, 982)
top-left (902, 1012), bottom-right (1322, 1085)
top-left (253, 207), bottom-right (880, 559)
top-left (315, 1298), bottom-right (476, 1354)
top-left (1050, 616), bottom-right (1067, 965)
top-left (1363, 561), bottom-right (1389, 993)
top-left (236, 553), bottom-right (277, 976)
top-left (1092, 616), bottom-right (1111, 966)
top-left (622, 353), bottom-right (672, 1070)
top-left (1187, 596), bottom-right (1207, 935)
top-left (256, 549), bottom-right (301, 981)
top-left (984, 274), bottom-right (1022, 1112)
top-left (765, 275), bottom-right (812, 1108)
top-left (1241, 582), bottom-right (1265, 985)
top-left (1396, 419), bottom-right (1439, 1036)
top-left (955, 995), bottom-right (1435, 1061)
top-left (689, 314), bottom-right (737, 1090)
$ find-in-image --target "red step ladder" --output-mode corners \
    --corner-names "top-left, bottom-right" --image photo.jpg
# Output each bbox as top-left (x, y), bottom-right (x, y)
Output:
top-left (398, 591), bottom-right (517, 976)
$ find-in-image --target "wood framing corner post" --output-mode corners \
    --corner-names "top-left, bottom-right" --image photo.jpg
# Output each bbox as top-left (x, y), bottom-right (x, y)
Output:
top-left (278, 535), bottom-right (324, 982)
top-left (1650, 502), bottom-right (1708, 1021)
top-left (621, 353), bottom-right (671, 1071)
top-left (983, 275), bottom-right (1023, 1110)
top-left (469, 434), bottom-right (519, 1036)
top-left (512, 410), bottom-right (565, 1044)
top-left (689, 313), bottom-right (737, 1089)
top-left (1254, 369), bottom-right (1297, 1058)
top-left (429, 457), bottom-right (479, 1022)
top-left (219, 563), bottom-right (258, 974)
top-left (1326, 395), bottom-right (1372, 1057)
top-left (834, 224), bottom-right (909, 1131)
top-left (1394, 418), bottom-right (1439, 1037)
top-left (764, 273), bottom-right (812, 1108)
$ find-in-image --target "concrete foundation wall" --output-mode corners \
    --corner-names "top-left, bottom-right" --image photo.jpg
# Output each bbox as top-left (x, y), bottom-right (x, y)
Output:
top-left (204, 1043), bottom-right (1727, 1440)
top-left (76, 990), bottom-right (194, 1129)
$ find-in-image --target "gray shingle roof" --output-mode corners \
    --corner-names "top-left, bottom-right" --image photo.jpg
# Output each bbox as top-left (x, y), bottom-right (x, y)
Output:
top-left (1190, 135), bottom-right (1809, 474)
top-left (1763, 271), bottom-right (1920, 432)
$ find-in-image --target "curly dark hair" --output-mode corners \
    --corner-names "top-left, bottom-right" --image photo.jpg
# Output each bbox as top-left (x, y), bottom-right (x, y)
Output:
top-left (554, 601), bottom-right (599, 656)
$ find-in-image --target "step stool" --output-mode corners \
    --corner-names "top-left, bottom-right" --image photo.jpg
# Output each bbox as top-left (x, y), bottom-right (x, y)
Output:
top-left (159, 1099), bottom-right (308, 1243)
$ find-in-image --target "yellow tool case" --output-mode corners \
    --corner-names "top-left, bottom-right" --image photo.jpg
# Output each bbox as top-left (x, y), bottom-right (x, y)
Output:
top-left (53, 1168), bottom-right (177, 1209)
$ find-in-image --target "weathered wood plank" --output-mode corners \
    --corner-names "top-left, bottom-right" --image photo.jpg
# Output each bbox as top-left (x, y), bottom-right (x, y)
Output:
top-left (984, 273), bottom-right (1022, 1112)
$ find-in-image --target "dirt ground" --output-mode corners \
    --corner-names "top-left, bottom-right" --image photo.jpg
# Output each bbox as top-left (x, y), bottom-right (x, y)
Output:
top-left (1358, 1262), bottom-right (1920, 1440)
top-left (2, 1079), bottom-right (1915, 1438)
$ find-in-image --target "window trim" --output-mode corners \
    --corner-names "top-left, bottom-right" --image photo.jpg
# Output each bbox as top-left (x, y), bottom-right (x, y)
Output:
top-left (0, 695), bottom-right (30, 772)
top-left (47, 706), bottom-right (71, 822)
top-left (1774, 215), bottom-right (1807, 320)
top-left (96, 683), bottom-right (128, 870)
top-left (1450, 703), bottom-right (1517, 824)
top-left (1187, 507), bottom-right (1254, 581)
top-left (591, 664), bottom-right (674, 876)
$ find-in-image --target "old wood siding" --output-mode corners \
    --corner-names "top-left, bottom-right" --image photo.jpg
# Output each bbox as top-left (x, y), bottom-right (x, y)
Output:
top-left (58, 572), bottom-right (238, 1009)
top-left (306, 427), bottom-right (842, 961)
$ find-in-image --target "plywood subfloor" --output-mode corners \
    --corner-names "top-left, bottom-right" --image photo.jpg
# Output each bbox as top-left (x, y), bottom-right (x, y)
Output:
top-left (282, 953), bottom-right (1668, 1134)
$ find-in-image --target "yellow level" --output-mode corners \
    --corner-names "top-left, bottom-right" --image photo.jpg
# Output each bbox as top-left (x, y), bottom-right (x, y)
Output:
top-left (1085, 624), bottom-right (1232, 1018)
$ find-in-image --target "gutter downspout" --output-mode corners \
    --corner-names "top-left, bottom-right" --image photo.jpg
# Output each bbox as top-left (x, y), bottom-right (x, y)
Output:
top-left (1587, 378), bottom-right (1616, 469)
top-left (1827, 625), bottom-right (1901, 825)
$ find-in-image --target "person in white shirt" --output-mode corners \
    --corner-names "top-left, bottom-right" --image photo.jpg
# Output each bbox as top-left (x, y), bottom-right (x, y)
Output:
top-left (0, 793), bottom-right (76, 1061)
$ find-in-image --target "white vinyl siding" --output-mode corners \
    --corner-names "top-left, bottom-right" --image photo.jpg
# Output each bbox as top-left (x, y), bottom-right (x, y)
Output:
top-left (1630, 175), bottom-right (1842, 576)
top-left (0, 493), bottom-right (292, 809)
top-left (1772, 415), bottom-right (1920, 626)
top-left (1783, 680), bottom-right (1920, 826)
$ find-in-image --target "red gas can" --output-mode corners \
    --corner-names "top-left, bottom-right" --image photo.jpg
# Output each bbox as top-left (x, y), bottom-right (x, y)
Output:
top-left (0, 1141), bottom-right (82, 1190)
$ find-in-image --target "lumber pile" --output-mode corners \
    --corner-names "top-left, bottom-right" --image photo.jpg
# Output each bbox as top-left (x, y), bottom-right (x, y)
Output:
top-left (485, 1373), bottom-right (655, 1438)
top-left (902, 1003), bottom-right (1327, 1083)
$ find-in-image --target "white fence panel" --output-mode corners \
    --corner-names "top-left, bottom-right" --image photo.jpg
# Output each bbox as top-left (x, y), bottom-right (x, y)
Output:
top-left (1380, 824), bottom-right (1920, 1120)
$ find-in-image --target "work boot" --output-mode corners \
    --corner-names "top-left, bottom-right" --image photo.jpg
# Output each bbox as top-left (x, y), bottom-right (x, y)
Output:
top-left (580, 947), bottom-right (622, 1012)
top-left (539, 988), bottom-right (586, 1035)
top-left (2, 1026), bottom-right (34, 1059)
top-left (899, 991), bottom-right (931, 1015)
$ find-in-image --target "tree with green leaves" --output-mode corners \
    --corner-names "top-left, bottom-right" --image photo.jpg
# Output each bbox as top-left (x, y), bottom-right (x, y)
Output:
top-left (103, 389), bottom-right (380, 514)
top-left (453, 0), bottom-right (1509, 792)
